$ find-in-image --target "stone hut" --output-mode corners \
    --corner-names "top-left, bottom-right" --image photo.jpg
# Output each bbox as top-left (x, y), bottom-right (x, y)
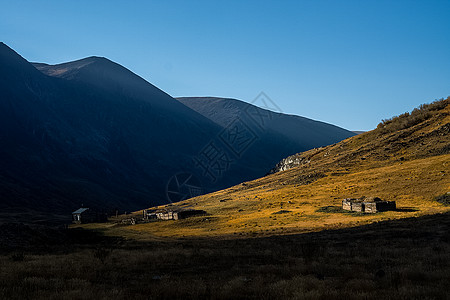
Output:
top-left (342, 197), bottom-right (396, 213)
top-left (72, 208), bottom-right (90, 223)
top-left (154, 209), bottom-right (206, 220)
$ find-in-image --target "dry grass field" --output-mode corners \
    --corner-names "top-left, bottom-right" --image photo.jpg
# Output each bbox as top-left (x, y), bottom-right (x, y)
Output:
top-left (2, 212), bottom-right (450, 299)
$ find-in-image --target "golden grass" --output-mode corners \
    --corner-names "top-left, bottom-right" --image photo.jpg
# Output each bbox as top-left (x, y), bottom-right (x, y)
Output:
top-left (82, 99), bottom-right (450, 240)
top-left (99, 154), bottom-right (449, 240)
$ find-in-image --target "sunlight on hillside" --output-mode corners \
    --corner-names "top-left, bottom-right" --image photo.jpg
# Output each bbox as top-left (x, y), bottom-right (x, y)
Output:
top-left (83, 98), bottom-right (450, 240)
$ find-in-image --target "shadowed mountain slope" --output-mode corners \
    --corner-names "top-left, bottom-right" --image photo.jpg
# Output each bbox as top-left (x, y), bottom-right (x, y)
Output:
top-left (0, 43), bottom-right (222, 216)
top-left (0, 43), bottom-right (357, 220)
top-left (177, 97), bottom-right (355, 152)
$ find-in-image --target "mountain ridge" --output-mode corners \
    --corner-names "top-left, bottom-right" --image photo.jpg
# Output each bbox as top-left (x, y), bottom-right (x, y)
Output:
top-left (177, 96), bottom-right (355, 155)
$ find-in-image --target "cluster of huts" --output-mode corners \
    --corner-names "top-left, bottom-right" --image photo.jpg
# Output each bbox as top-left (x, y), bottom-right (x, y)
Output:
top-left (145, 209), bottom-right (206, 220)
top-left (72, 206), bottom-right (207, 224)
top-left (342, 197), bottom-right (396, 213)
top-left (72, 196), bottom-right (395, 225)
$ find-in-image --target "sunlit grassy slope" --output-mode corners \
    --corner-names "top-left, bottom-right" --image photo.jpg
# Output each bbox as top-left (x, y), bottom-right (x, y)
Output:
top-left (93, 98), bottom-right (450, 239)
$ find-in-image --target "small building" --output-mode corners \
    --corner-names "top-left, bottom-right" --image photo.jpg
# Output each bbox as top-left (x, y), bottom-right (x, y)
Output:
top-left (364, 202), bottom-right (378, 213)
top-left (142, 209), bottom-right (157, 220)
top-left (351, 201), bottom-right (364, 212)
top-left (342, 197), bottom-right (396, 213)
top-left (72, 208), bottom-right (108, 224)
top-left (153, 209), bottom-right (206, 220)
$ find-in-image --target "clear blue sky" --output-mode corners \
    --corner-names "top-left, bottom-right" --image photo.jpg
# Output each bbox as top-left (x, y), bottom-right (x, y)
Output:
top-left (1, 0), bottom-right (449, 131)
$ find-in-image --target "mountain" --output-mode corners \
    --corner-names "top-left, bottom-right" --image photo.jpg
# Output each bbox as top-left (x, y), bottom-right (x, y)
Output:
top-left (177, 97), bottom-right (355, 151)
top-left (175, 97), bottom-right (355, 185)
top-left (0, 43), bottom-right (355, 220)
top-left (133, 98), bottom-right (450, 238)
top-left (0, 43), bottom-right (222, 217)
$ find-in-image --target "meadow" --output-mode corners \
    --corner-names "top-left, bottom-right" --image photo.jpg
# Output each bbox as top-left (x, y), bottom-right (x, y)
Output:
top-left (1, 212), bottom-right (449, 299)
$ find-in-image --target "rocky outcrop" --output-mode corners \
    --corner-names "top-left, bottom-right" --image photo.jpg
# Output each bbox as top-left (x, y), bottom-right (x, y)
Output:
top-left (269, 154), bottom-right (312, 173)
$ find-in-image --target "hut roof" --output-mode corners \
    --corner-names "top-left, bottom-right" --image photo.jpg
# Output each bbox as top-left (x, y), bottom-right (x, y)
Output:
top-left (72, 208), bottom-right (89, 214)
top-left (344, 197), bottom-right (383, 203)
top-left (364, 197), bottom-right (382, 202)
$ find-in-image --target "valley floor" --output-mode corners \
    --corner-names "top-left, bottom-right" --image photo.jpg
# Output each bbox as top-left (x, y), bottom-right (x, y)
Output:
top-left (1, 212), bottom-right (449, 299)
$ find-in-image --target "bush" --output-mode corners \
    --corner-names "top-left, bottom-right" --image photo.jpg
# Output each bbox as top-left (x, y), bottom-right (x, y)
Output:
top-left (377, 97), bottom-right (449, 132)
top-left (434, 193), bottom-right (450, 206)
top-left (316, 206), bottom-right (346, 213)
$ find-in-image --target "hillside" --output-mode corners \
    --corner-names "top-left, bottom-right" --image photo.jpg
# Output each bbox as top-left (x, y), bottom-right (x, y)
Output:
top-left (110, 97), bottom-right (450, 239)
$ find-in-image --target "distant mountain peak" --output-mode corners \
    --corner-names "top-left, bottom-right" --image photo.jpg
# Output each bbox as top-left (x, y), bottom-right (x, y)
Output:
top-left (32, 56), bottom-right (112, 78)
top-left (31, 56), bottom-right (183, 110)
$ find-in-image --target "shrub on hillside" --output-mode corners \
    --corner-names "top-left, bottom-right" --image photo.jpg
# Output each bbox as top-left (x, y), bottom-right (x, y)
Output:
top-left (435, 193), bottom-right (450, 206)
top-left (377, 97), bottom-right (449, 132)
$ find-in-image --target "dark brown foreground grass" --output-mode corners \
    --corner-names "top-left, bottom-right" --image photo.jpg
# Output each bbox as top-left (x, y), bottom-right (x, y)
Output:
top-left (1, 212), bottom-right (449, 300)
